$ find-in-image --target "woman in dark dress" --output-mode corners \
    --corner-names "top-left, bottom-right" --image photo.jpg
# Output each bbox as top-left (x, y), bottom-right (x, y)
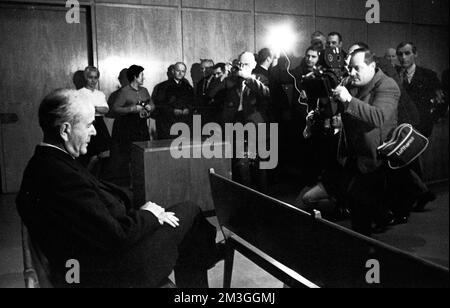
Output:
top-left (111, 65), bottom-right (155, 186)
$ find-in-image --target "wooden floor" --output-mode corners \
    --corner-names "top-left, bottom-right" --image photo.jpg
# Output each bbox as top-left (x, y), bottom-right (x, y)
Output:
top-left (0, 181), bottom-right (448, 288)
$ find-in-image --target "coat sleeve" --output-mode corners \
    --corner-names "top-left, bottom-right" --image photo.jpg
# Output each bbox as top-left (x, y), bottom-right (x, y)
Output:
top-left (46, 170), bottom-right (161, 252)
top-left (345, 79), bottom-right (400, 129)
top-left (244, 77), bottom-right (270, 98)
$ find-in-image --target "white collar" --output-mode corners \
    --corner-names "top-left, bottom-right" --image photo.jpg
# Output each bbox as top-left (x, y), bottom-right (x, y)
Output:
top-left (406, 63), bottom-right (416, 76)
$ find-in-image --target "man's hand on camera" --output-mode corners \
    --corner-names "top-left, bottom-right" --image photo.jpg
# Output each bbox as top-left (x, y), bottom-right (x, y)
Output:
top-left (333, 86), bottom-right (352, 104)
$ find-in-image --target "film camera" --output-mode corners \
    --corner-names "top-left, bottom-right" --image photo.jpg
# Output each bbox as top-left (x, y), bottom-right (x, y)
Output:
top-left (302, 46), bottom-right (349, 100)
top-left (301, 47), bottom-right (350, 131)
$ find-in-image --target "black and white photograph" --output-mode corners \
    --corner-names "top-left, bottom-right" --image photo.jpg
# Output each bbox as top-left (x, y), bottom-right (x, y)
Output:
top-left (0, 0), bottom-right (448, 291)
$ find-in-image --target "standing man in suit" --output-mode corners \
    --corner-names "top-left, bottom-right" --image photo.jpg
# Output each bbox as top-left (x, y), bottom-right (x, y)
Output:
top-left (17, 89), bottom-right (219, 288)
top-left (332, 48), bottom-right (400, 236)
top-left (396, 42), bottom-right (445, 210)
top-left (208, 51), bottom-right (271, 191)
top-left (396, 42), bottom-right (444, 138)
top-left (209, 51), bottom-right (271, 127)
top-left (152, 62), bottom-right (195, 140)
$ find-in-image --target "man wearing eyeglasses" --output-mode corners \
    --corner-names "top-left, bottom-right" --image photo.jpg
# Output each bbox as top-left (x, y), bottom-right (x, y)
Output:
top-left (208, 52), bottom-right (271, 191)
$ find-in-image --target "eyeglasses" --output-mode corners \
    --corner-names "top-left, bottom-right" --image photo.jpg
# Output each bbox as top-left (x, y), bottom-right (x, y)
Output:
top-left (236, 62), bottom-right (252, 68)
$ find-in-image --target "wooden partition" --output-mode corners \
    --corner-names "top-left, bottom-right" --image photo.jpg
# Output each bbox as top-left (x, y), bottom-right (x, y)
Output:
top-left (210, 171), bottom-right (449, 288)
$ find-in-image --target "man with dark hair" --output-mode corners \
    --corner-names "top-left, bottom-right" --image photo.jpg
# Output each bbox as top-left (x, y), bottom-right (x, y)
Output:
top-left (17, 89), bottom-right (219, 288)
top-left (331, 48), bottom-right (400, 235)
top-left (153, 62), bottom-right (195, 140)
top-left (327, 32), bottom-right (343, 49)
top-left (396, 42), bottom-right (444, 211)
top-left (253, 48), bottom-right (275, 83)
top-left (396, 42), bottom-right (444, 138)
top-left (200, 62), bottom-right (228, 124)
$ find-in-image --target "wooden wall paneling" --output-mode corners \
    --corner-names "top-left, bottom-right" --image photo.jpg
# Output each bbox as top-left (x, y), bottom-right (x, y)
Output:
top-left (413, 0), bottom-right (449, 26)
top-left (412, 25), bottom-right (449, 77)
top-left (255, 0), bottom-right (314, 16)
top-left (181, 0), bottom-right (253, 11)
top-left (0, 4), bottom-right (89, 192)
top-left (1, 0), bottom-right (93, 6)
top-left (95, 0), bottom-right (180, 7)
top-left (316, 17), bottom-right (368, 51)
top-left (316, 0), bottom-right (367, 20)
top-left (96, 6), bottom-right (182, 99)
top-left (255, 14), bottom-right (314, 65)
top-left (182, 9), bottom-right (255, 80)
top-left (379, 0), bottom-right (411, 23)
top-left (367, 22), bottom-right (410, 58)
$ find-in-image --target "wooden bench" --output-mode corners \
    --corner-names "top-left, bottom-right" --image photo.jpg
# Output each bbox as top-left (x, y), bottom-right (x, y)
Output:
top-left (209, 169), bottom-right (449, 288)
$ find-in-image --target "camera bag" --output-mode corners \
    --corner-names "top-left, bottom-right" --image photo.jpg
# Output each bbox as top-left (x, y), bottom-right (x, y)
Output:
top-left (377, 123), bottom-right (429, 170)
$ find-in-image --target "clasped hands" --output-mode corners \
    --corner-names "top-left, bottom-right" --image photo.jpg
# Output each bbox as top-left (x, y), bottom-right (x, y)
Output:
top-left (141, 202), bottom-right (179, 228)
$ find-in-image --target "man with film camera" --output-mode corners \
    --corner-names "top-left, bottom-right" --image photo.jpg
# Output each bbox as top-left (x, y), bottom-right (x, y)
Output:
top-left (332, 48), bottom-right (399, 235)
top-left (304, 48), bottom-right (400, 236)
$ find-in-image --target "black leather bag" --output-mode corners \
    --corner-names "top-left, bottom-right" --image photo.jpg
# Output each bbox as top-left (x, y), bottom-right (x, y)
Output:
top-left (377, 123), bottom-right (429, 170)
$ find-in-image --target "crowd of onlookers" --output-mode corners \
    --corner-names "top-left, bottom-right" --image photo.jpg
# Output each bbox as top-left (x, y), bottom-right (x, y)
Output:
top-left (76, 30), bottom-right (448, 235)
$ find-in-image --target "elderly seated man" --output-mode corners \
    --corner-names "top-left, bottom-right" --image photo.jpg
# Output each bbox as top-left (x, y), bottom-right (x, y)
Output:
top-left (17, 89), bottom-right (220, 288)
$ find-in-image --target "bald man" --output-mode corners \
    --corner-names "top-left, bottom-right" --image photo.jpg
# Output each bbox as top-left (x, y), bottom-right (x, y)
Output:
top-left (209, 51), bottom-right (270, 125)
top-left (384, 48), bottom-right (398, 67)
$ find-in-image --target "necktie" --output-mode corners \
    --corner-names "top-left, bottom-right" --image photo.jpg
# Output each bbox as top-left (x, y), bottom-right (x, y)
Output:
top-left (238, 80), bottom-right (246, 112)
top-left (402, 70), bottom-right (409, 85)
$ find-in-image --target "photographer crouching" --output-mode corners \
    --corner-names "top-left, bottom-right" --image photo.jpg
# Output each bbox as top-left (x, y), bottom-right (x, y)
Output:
top-left (306, 48), bottom-right (400, 236)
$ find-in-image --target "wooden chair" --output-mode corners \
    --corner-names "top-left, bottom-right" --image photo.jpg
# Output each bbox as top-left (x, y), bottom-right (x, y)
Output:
top-left (21, 223), bottom-right (55, 288)
top-left (209, 169), bottom-right (449, 288)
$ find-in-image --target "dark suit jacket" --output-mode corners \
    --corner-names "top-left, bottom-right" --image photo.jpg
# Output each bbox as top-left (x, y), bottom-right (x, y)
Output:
top-left (17, 146), bottom-right (165, 287)
top-left (208, 75), bottom-right (270, 124)
top-left (152, 78), bottom-right (195, 139)
top-left (253, 65), bottom-right (290, 123)
top-left (342, 69), bottom-right (400, 174)
top-left (396, 65), bottom-right (441, 137)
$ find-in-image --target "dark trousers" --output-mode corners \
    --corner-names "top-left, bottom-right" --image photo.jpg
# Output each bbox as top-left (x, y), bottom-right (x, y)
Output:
top-left (386, 162), bottom-right (428, 217)
top-left (344, 163), bottom-right (388, 236)
top-left (76, 202), bottom-right (217, 288)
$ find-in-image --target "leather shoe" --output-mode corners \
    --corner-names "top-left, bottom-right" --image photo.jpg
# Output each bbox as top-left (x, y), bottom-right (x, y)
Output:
top-left (413, 191), bottom-right (436, 212)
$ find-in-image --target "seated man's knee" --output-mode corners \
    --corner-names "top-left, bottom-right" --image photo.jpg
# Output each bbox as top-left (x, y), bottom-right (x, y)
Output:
top-left (302, 183), bottom-right (329, 206)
